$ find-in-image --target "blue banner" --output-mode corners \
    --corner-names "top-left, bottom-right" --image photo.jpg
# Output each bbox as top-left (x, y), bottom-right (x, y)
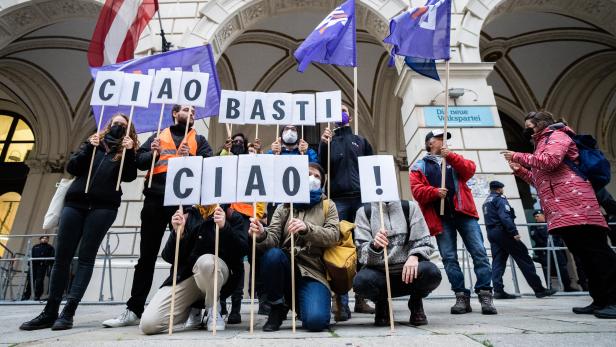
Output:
top-left (424, 106), bottom-right (495, 127)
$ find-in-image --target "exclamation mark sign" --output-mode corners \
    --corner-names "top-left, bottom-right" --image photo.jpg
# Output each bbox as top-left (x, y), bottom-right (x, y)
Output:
top-left (214, 167), bottom-right (222, 197)
top-left (374, 166), bottom-right (383, 195)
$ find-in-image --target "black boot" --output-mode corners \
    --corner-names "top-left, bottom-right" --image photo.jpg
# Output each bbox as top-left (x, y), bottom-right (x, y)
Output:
top-left (263, 304), bottom-right (288, 332)
top-left (19, 300), bottom-right (60, 330)
top-left (573, 303), bottom-right (603, 314)
top-left (408, 297), bottom-right (427, 326)
top-left (51, 299), bottom-right (79, 330)
top-left (227, 297), bottom-right (242, 324)
top-left (374, 299), bottom-right (390, 327)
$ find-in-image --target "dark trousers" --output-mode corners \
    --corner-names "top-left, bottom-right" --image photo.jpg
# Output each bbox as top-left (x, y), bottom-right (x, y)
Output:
top-left (48, 206), bottom-right (117, 302)
top-left (260, 248), bottom-right (331, 331)
top-left (33, 265), bottom-right (47, 299)
top-left (126, 198), bottom-right (176, 316)
top-left (557, 226), bottom-right (616, 307)
top-left (487, 229), bottom-right (545, 293)
top-left (353, 262), bottom-right (442, 302)
top-left (533, 236), bottom-right (572, 289)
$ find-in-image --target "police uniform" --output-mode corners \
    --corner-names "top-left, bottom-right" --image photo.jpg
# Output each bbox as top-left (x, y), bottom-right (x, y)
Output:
top-left (483, 181), bottom-right (546, 295)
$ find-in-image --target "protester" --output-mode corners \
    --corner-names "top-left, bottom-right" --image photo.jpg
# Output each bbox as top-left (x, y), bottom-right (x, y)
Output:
top-left (103, 105), bottom-right (213, 328)
top-left (248, 163), bottom-right (339, 332)
top-left (410, 130), bottom-right (497, 315)
top-left (353, 200), bottom-right (442, 326)
top-left (483, 181), bottom-right (556, 299)
top-left (503, 110), bottom-right (616, 319)
top-left (529, 210), bottom-right (577, 292)
top-left (139, 205), bottom-right (247, 334)
top-left (269, 125), bottom-right (318, 162)
top-left (20, 114), bottom-right (138, 330)
top-left (319, 104), bottom-right (375, 320)
top-left (22, 236), bottom-right (55, 301)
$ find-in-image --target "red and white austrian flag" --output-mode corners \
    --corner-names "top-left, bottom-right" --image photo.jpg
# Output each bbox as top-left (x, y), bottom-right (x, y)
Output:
top-left (88, 0), bottom-right (159, 67)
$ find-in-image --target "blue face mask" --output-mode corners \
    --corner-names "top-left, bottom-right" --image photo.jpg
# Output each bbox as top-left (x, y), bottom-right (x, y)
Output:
top-left (336, 111), bottom-right (350, 127)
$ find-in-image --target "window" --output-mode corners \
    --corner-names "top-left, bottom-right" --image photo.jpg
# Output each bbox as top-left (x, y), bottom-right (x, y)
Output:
top-left (0, 114), bottom-right (35, 163)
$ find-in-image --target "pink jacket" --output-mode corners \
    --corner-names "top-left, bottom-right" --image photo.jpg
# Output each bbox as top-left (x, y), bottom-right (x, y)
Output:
top-left (512, 124), bottom-right (607, 233)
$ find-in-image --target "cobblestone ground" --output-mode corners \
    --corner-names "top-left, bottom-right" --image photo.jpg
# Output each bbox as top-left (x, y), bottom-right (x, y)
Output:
top-left (1, 295), bottom-right (615, 346)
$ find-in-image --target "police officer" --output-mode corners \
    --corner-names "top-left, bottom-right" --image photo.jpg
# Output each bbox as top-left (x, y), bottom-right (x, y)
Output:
top-left (483, 181), bottom-right (556, 299)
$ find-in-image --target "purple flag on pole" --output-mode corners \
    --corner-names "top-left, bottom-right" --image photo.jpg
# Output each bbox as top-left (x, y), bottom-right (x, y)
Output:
top-left (90, 45), bottom-right (221, 133)
top-left (294, 0), bottom-right (356, 73)
top-left (384, 0), bottom-right (451, 61)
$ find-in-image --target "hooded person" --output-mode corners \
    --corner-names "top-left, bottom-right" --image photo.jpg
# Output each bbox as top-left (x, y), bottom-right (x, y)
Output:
top-left (268, 125), bottom-right (318, 163)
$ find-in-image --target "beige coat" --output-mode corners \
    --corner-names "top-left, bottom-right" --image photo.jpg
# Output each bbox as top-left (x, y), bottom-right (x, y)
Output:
top-left (257, 197), bottom-right (339, 288)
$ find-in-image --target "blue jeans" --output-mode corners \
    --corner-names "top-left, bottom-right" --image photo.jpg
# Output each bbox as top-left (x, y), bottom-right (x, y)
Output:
top-left (260, 248), bottom-right (331, 331)
top-left (436, 214), bottom-right (492, 294)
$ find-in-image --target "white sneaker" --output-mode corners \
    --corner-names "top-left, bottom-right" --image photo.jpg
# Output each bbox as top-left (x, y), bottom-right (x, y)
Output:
top-left (102, 309), bottom-right (140, 328)
top-left (205, 306), bottom-right (225, 332)
top-left (183, 308), bottom-right (203, 330)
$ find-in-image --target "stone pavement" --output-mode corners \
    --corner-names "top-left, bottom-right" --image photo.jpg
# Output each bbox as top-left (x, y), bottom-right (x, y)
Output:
top-left (1, 295), bottom-right (614, 346)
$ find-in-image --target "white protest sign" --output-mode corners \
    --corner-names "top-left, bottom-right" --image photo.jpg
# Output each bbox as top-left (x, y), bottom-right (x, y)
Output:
top-left (244, 91), bottom-right (267, 124)
top-left (164, 156), bottom-right (203, 206)
top-left (201, 155), bottom-right (238, 204)
top-left (219, 90), bottom-right (245, 124)
top-left (266, 93), bottom-right (293, 125)
top-left (178, 71), bottom-right (210, 107)
top-left (274, 155), bottom-right (310, 203)
top-left (119, 73), bottom-right (154, 108)
top-left (150, 70), bottom-right (182, 104)
top-left (237, 154), bottom-right (274, 202)
top-left (91, 71), bottom-right (124, 106)
top-left (358, 155), bottom-right (400, 203)
top-left (292, 94), bottom-right (316, 125)
top-left (316, 90), bottom-right (342, 123)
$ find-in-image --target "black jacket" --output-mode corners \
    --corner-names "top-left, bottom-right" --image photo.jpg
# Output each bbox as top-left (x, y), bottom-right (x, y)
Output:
top-left (65, 140), bottom-right (137, 210)
top-left (160, 208), bottom-right (248, 299)
top-left (137, 124), bottom-right (212, 200)
top-left (31, 243), bottom-right (54, 270)
top-left (318, 126), bottom-right (373, 199)
top-left (482, 192), bottom-right (518, 236)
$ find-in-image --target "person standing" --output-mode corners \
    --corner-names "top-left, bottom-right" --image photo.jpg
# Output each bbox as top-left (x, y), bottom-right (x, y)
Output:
top-left (319, 104), bottom-right (375, 320)
top-left (483, 181), bottom-right (556, 299)
top-left (23, 236), bottom-right (55, 301)
top-left (503, 110), bottom-right (616, 319)
top-left (103, 105), bottom-right (213, 328)
top-left (410, 130), bottom-right (497, 315)
top-left (20, 114), bottom-right (138, 330)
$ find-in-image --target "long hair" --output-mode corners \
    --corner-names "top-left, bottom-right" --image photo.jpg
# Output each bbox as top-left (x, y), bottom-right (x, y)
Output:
top-left (231, 132), bottom-right (249, 154)
top-left (525, 110), bottom-right (555, 133)
top-left (98, 113), bottom-right (139, 161)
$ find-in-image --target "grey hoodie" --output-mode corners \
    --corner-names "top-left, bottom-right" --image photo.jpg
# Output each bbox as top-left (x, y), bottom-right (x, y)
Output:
top-left (354, 200), bottom-right (434, 270)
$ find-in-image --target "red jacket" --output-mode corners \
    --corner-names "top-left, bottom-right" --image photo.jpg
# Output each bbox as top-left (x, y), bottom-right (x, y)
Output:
top-left (512, 124), bottom-right (607, 232)
top-left (409, 152), bottom-right (479, 236)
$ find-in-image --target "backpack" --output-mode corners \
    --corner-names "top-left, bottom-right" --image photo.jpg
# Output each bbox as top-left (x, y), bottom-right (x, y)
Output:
top-left (363, 200), bottom-right (412, 244)
top-left (547, 132), bottom-right (611, 191)
top-left (322, 199), bottom-right (358, 295)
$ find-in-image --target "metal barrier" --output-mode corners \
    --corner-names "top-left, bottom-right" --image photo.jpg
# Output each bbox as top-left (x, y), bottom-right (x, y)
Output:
top-left (1, 223), bottom-right (614, 302)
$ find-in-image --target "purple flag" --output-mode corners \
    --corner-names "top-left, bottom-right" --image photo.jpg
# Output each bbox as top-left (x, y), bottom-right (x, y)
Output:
top-left (384, 0), bottom-right (451, 61)
top-left (90, 45), bottom-right (221, 133)
top-left (294, 0), bottom-right (356, 73)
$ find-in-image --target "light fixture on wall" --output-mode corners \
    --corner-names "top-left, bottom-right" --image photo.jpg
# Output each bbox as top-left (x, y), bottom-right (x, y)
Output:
top-left (429, 88), bottom-right (479, 105)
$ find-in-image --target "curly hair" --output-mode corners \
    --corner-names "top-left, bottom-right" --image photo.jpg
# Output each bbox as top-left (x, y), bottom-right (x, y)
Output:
top-left (98, 113), bottom-right (139, 161)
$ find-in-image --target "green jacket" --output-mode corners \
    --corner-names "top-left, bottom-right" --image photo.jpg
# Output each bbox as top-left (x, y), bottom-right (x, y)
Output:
top-left (257, 197), bottom-right (339, 288)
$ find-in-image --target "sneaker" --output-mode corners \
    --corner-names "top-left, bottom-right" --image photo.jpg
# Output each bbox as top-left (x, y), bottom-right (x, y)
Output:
top-left (594, 305), bottom-right (616, 319)
top-left (573, 303), bottom-right (602, 315)
top-left (478, 290), bottom-right (497, 315)
top-left (493, 291), bottom-right (517, 299)
top-left (183, 308), bottom-right (203, 330)
top-left (535, 288), bottom-right (557, 298)
top-left (206, 306), bottom-right (225, 331)
top-left (102, 309), bottom-right (140, 328)
top-left (450, 292), bottom-right (472, 314)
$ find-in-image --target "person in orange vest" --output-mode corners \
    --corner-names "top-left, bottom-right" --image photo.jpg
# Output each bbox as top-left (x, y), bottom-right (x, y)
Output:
top-left (103, 104), bottom-right (213, 328)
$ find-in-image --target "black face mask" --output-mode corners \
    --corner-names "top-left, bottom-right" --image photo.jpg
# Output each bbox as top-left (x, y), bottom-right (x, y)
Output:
top-left (108, 124), bottom-right (126, 139)
top-left (522, 127), bottom-right (534, 140)
top-left (231, 144), bottom-right (245, 155)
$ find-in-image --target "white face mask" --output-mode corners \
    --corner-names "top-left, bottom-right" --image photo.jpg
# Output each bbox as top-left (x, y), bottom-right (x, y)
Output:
top-left (282, 130), bottom-right (298, 144)
top-left (308, 175), bottom-right (321, 191)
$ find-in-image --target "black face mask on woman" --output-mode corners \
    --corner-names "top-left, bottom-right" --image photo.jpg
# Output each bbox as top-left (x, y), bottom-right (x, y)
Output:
top-left (522, 127), bottom-right (534, 140)
top-left (108, 124), bottom-right (126, 139)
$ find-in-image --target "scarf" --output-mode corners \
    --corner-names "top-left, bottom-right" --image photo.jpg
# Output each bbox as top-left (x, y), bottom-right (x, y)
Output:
top-left (294, 189), bottom-right (323, 211)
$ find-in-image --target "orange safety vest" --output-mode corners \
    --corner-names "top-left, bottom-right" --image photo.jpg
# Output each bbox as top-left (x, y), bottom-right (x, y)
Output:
top-left (150, 128), bottom-right (198, 176)
top-left (231, 202), bottom-right (266, 219)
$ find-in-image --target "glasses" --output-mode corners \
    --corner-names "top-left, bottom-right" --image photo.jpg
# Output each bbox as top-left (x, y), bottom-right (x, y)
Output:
top-left (232, 139), bottom-right (244, 145)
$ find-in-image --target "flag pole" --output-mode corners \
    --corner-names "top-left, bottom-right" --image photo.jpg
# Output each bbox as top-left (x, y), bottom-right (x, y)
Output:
top-left (439, 60), bottom-right (450, 215)
top-left (148, 103), bottom-right (166, 188)
top-left (379, 201), bottom-right (395, 332)
top-left (353, 66), bottom-right (358, 135)
top-left (290, 202), bottom-right (296, 333)
top-left (115, 105), bottom-right (135, 191)
top-left (85, 105), bottom-right (105, 193)
top-left (327, 122), bottom-right (331, 198)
